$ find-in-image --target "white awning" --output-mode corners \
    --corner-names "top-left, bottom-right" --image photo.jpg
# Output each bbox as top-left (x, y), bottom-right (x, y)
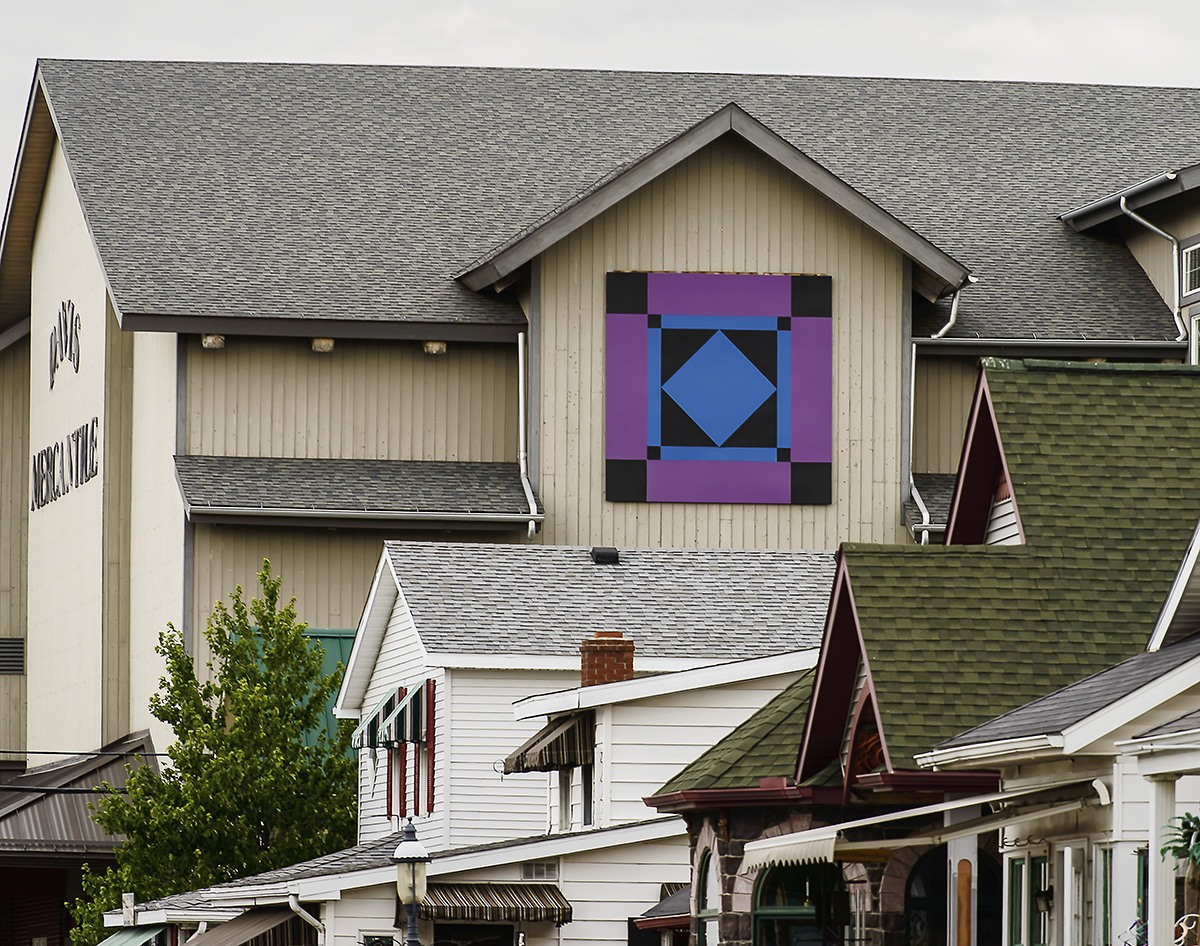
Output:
top-left (184, 909), bottom-right (293, 946)
top-left (741, 779), bottom-right (1107, 871)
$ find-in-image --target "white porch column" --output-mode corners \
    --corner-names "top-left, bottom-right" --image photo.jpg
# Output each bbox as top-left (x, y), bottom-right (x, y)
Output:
top-left (1148, 774), bottom-right (1179, 946)
top-left (946, 804), bottom-right (980, 946)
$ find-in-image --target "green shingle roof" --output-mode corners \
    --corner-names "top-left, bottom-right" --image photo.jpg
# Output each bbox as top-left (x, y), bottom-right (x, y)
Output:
top-left (655, 671), bottom-right (814, 794)
top-left (986, 359), bottom-right (1200, 559)
top-left (844, 543), bottom-right (1161, 766)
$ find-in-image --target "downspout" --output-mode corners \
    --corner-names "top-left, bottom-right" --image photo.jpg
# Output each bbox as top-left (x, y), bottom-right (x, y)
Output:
top-left (910, 280), bottom-right (973, 543)
top-left (517, 332), bottom-right (539, 537)
top-left (289, 895), bottom-right (325, 946)
top-left (1119, 195), bottom-right (1189, 348)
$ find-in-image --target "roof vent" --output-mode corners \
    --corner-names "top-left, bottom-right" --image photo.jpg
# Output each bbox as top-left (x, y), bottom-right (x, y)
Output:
top-left (590, 547), bottom-right (619, 565)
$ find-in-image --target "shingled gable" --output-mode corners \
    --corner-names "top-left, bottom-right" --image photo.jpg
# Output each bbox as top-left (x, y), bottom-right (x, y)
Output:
top-left (336, 542), bottom-right (835, 718)
top-left (459, 102), bottom-right (970, 302)
top-left (791, 543), bottom-right (1165, 789)
top-left (947, 359), bottom-right (1200, 555)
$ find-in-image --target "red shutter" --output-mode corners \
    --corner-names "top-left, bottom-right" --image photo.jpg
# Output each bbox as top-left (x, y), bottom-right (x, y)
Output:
top-left (426, 678), bottom-right (436, 813)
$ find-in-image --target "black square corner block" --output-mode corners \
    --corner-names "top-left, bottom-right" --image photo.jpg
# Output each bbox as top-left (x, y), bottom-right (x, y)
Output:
top-left (606, 272), bottom-right (649, 315)
top-left (791, 275), bottom-right (833, 319)
top-left (791, 462), bottom-right (833, 505)
top-left (606, 459), bottom-right (647, 502)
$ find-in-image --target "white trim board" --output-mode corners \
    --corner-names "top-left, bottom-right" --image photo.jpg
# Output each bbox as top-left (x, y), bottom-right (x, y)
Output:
top-left (514, 649), bottom-right (818, 719)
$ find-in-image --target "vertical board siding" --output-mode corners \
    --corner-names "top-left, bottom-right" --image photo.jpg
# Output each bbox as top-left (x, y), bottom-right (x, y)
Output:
top-left (604, 675), bottom-right (800, 824)
top-left (185, 336), bottom-right (517, 462)
top-left (912, 356), bottom-right (978, 474)
top-left (102, 298), bottom-right (134, 744)
top-left (191, 525), bottom-right (387, 641)
top-left (537, 135), bottom-right (907, 548)
top-left (0, 337), bottom-right (29, 760)
top-left (446, 668), bottom-right (577, 849)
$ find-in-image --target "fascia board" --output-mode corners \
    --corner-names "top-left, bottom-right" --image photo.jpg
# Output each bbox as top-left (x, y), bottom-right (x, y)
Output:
top-left (512, 649), bottom-right (819, 719)
top-left (1061, 656), bottom-right (1200, 754)
top-left (1147, 516), bottom-right (1200, 652)
top-left (431, 652), bottom-right (714, 673)
top-left (915, 734), bottom-right (1062, 769)
top-left (334, 552), bottom-right (400, 718)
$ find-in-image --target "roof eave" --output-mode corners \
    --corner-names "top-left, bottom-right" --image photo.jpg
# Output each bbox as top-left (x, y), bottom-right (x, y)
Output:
top-left (183, 506), bottom-right (543, 530)
top-left (459, 102), bottom-right (969, 301)
top-left (1060, 164), bottom-right (1200, 232)
top-left (121, 312), bottom-right (525, 343)
top-left (916, 733), bottom-right (1062, 770)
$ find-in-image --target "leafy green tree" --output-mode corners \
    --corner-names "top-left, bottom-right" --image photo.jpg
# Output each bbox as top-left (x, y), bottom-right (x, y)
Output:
top-left (69, 561), bottom-right (356, 943)
top-left (1162, 811), bottom-right (1200, 941)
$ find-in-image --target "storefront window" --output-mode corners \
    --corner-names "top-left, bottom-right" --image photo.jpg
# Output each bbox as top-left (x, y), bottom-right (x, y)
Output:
top-left (754, 863), bottom-right (847, 946)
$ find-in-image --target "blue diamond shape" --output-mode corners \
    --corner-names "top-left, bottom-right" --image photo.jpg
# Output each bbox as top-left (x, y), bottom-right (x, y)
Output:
top-left (662, 332), bottom-right (776, 445)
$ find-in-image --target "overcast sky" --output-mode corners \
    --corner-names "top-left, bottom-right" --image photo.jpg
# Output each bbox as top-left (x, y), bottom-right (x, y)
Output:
top-left (3, 0), bottom-right (1200, 196)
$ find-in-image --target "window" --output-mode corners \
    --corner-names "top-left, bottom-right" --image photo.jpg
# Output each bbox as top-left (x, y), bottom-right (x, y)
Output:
top-left (754, 864), bottom-right (848, 946)
top-left (1005, 853), bottom-right (1049, 946)
top-left (697, 851), bottom-right (720, 946)
top-left (1095, 847), bottom-right (1113, 946)
top-left (557, 770), bottom-right (571, 831)
top-left (521, 860), bottom-right (558, 881)
top-left (1184, 243), bottom-right (1200, 299)
top-left (582, 763), bottom-right (594, 827)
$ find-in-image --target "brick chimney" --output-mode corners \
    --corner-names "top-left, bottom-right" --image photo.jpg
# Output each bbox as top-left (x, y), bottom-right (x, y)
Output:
top-left (580, 631), bottom-right (635, 687)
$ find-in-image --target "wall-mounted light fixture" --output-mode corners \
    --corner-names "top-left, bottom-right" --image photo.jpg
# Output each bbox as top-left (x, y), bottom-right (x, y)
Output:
top-left (423, 340), bottom-right (447, 356)
top-left (1034, 886), bottom-right (1054, 913)
top-left (201, 334), bottom-right (225, 350)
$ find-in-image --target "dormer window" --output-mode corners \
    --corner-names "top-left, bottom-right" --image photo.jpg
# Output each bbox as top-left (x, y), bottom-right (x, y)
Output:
top-left (1184, 241), bottom-right (1200, 300)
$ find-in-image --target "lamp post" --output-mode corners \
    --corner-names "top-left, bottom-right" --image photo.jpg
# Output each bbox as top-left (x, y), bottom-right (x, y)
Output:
top-left (394, 818), bottom-right (431, 946)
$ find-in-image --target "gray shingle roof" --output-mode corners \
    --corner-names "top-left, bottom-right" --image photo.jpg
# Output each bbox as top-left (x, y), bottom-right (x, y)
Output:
top-left (33, 60), bottom-right (1195, 341)
top-left (937, 632), bottom-right (1200, 750)
top-left (1137, 706), bottom-right (1200, 740)
top-left (174, 455), bottom-right (537, 518)
top-left (386, 542), bottom-right (834, 659)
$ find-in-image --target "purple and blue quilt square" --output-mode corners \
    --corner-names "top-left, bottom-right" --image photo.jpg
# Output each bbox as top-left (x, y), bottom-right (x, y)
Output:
top-left (605, 271), bottom-right (832, 505)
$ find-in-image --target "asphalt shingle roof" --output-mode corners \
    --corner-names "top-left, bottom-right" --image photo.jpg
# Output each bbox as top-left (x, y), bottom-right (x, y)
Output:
top-left (844, 543), bottom-right (1171, 767)
top-left (385, 542), bottom-right (835, 659)
top-left (938, 632), bottom-right (1200, 749)
top-left (656, 671), bottom-right (814, 793)
top-left (903, 473), bottom-right (957, 530)
top-left (1138, 706), bottom-right (1200, 739)
top-left (174, 455), bottom-right (537, 517)
top-left (132, 819), bottom-right (673, 912)
top-left (34, 60), bottom-right (1197, 340)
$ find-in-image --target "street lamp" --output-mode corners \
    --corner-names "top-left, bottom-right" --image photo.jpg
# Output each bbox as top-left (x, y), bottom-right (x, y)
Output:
top-left (394, 818), bottom-right (431, 946)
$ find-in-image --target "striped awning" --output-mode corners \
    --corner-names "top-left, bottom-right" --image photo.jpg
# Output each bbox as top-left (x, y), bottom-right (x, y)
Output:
top-left (399, 883), bottom-right (573, 925)
top-left (96, 927), bottom-right (165, 946)
top-left (502, 712), bottom-right (593, 774)
top-left (181, 910), bottom-right (295, 946)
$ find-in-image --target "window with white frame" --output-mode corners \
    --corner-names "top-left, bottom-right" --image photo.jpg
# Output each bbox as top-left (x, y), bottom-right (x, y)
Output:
top-left (1094, 846), bottom-right (1113, 946)
top-left (1006, 852), bottom-right (1050, 946)
top-left (697, 850), bottom-right (720, 946)
top-left (1184, 243), bottom-right (1200, 299)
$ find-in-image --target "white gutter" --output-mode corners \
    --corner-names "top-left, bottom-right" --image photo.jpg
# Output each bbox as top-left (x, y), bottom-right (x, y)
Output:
top-left (517, 331), bottom-right (540, 537)
top-left (909, 278), bottom-right (974, 544)
top-left (288, 895), bottom-right (325, 946)
top-left (916, 733), bottom-right (1063, 770)
top-left (1119, 195), bottom-right (1188, 346)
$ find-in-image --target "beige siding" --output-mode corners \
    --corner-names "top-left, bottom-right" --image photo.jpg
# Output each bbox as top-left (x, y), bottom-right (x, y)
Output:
top-left (912, 355), bottom-right (977, 473)
top-left (0, 336), bottom-right (29, 761)
top-left (191, 525), bottom-right (389, 641)
top-left (185, 336), bottom-right (517, 461)
top-left (128, 331), bottom-right (185, 750)
top-left (102, 297), bottom-right (134, 743)
top-left (1125, 191), bottom-right (1200, 311)
top-left (536, 135), bottom-right (907, 548)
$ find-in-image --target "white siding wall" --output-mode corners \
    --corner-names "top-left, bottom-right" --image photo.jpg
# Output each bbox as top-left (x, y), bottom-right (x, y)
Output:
top-left (446, 668), bottom-right (577, 849)
top-left (325, 886), bottom-right (400, 946)
top-left (985, 497), bottom-right (1021, 545)
top-left (358, 589), bottom-right (434, 844)
top-left (602, 671), bottom-right (801, 824)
